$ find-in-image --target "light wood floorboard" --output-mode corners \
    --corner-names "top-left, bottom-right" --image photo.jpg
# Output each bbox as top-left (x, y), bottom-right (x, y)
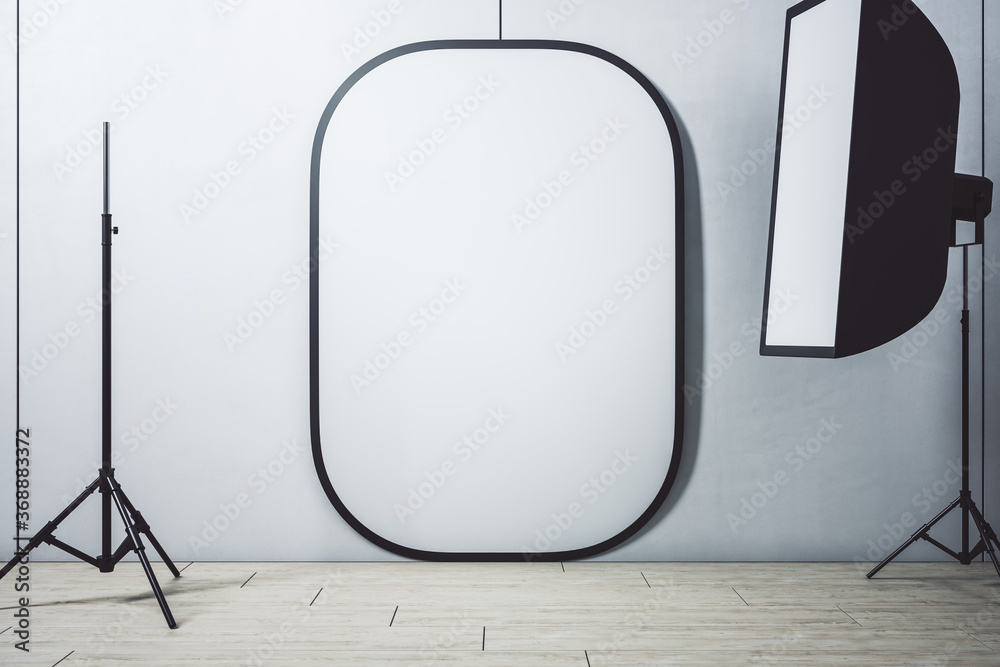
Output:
top-left (0, 561), bottom-right (998, 666)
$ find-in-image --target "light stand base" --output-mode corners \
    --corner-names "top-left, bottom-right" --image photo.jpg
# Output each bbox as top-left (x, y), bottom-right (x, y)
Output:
top-left (0, 467), bottom-right (179, 629)
top-left (867, 491), bottom-right (1000, 580)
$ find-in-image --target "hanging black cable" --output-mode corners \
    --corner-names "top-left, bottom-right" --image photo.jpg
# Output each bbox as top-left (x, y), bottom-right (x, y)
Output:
top-left (14, 0), bottom-right (20, 549)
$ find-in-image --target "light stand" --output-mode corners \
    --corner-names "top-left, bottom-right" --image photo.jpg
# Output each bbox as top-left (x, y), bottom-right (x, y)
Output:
top-left (868, 175), bottom-right (1000, 580)
top-left (1, 122), bottom-right (180, 628)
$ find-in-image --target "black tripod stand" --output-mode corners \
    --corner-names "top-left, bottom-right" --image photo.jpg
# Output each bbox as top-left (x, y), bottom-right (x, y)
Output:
top-left (1, 122), bottom-right (180, 628)
top-left (868, 175), bottom-right (1000, 581)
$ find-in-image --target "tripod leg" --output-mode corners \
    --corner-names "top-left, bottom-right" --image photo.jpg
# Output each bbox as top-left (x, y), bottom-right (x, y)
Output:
top-left (114, 486), bottom-right (180, 578)
top-left (0, 476), bottom-right (103, 579)
top-left (2, 529), bottom-right (50, 580)
top-left (137, 524), bottom-right (181, 578)
top-left (868, 495), bottom-right (962, 579)
top-left (107, 479), bottom-right (177, 629)
top-left (966, 503), bottom-right (1000, 580)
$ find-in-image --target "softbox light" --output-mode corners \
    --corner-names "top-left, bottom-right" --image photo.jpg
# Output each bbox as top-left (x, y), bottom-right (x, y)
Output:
top-left (761, 0), bottom-right (960, 358)
top-left (759, 0), bottom-right (1000, 580)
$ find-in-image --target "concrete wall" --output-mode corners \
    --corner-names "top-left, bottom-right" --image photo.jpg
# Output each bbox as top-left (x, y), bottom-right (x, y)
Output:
top-left (1, 0), bottom-right (994, 563)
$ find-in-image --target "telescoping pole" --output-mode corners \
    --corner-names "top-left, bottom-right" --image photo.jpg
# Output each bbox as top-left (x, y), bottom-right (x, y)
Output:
top-left (100, 121), bottom-right (114, 570)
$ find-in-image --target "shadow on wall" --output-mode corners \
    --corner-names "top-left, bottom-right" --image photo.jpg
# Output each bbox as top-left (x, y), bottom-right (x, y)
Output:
top-left (615, 106), bottom-right (703, 552)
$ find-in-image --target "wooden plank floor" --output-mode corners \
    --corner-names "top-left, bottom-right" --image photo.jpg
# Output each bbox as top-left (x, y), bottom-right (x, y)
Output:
top-left (1, 561), bottom-right (999, 665)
